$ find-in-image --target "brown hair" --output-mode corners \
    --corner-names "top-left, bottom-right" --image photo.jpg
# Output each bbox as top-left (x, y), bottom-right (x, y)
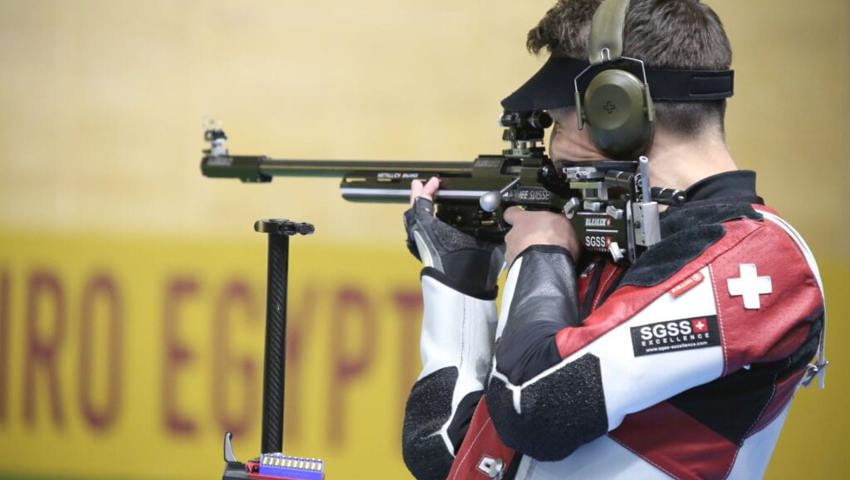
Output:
top-left (528, 0), bottom-right (732, 137)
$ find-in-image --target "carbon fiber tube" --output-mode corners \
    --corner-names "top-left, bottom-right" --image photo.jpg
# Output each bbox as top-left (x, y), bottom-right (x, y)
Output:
top-left (255, 219), bottom-right (315, 454)
top-left (261, 230), bottom-right (289, 454)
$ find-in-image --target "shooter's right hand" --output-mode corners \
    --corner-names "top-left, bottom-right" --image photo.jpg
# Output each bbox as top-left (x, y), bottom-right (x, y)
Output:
top-left (404, 177), bottom-right (505, 298)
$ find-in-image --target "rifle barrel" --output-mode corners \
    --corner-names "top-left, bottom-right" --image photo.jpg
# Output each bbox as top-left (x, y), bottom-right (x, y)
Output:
top-left (201, 154), bottom-right (475, 182)
top-left (260, 158), bottom-right (474, 177)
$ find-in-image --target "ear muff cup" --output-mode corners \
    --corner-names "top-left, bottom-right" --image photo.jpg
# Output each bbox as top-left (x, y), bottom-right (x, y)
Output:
top-left (584, 69), bottom-right (654, 159)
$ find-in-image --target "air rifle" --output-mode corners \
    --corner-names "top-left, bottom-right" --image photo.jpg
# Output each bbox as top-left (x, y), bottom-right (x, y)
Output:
top-left (201, 111), bottom-right (684, 263)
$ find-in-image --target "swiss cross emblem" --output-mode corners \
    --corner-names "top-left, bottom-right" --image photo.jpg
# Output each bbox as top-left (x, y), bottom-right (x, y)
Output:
top-left (691, 318), bottom-right (709, 333)
top-left (727, 264), bottom-right (773, 310)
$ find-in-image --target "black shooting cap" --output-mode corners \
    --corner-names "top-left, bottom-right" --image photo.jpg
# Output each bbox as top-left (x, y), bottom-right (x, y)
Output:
top-left (501, 55), bottom-right (735, 112)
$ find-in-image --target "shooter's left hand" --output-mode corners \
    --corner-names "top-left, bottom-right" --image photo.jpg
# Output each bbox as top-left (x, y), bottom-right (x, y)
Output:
top-left (404, 177), bottom-right (505, 297)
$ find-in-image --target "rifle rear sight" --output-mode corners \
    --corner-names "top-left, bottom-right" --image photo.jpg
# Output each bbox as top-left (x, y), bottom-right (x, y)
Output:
top-left (499, 110), bottom-right (552, 157)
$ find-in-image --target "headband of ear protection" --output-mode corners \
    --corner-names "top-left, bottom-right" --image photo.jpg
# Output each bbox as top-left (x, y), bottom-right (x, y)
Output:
top-left (574, 0), bottom-right (655, 160)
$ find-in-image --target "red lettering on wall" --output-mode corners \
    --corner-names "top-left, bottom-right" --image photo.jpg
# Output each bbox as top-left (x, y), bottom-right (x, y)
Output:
top-left (212, 279), bottom-right (259, 439)
top-left (0, 267), bottom-right (9, 424)
top-left (78, 273), bottom-right (123, 431)
top-left (328, 287), bottom-right (376, 446)
top-left (23, 270), bottom-right (66, 428)
top-left (283, 285), bottom-right (317, 442)
top-left (162, 277), bottom-right (199, 435)
top-left (392, 289), bottom-right (422, 431)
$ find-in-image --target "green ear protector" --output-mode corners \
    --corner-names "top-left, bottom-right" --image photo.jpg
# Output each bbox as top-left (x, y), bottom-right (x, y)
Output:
top-left (574, 0), bottom-right (655, 160)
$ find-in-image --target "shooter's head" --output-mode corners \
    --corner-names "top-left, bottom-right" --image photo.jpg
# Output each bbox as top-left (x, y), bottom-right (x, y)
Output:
top-left (504, 0), bottom-right (733, 160)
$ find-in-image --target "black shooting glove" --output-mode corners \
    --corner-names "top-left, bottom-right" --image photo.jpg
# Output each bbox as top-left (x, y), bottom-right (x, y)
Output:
top-left (404, 197), bottom-right (505, 298)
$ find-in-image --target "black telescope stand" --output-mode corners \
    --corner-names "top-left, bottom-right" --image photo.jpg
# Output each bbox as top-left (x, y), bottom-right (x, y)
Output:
top-left (222, 219), bottom-right (314, 479)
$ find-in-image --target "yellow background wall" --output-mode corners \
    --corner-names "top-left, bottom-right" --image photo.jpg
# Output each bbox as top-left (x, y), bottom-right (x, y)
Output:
top-left (0, 1), bottom-right (847, 479)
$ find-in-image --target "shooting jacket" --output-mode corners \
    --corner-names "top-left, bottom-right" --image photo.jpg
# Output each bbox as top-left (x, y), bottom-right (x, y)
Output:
top-left (402, 171), bottom-right (825, 480)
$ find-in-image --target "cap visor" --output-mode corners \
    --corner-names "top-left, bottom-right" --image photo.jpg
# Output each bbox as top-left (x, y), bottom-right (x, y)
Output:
top-left (501, 56), bottom-right (589, 112)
